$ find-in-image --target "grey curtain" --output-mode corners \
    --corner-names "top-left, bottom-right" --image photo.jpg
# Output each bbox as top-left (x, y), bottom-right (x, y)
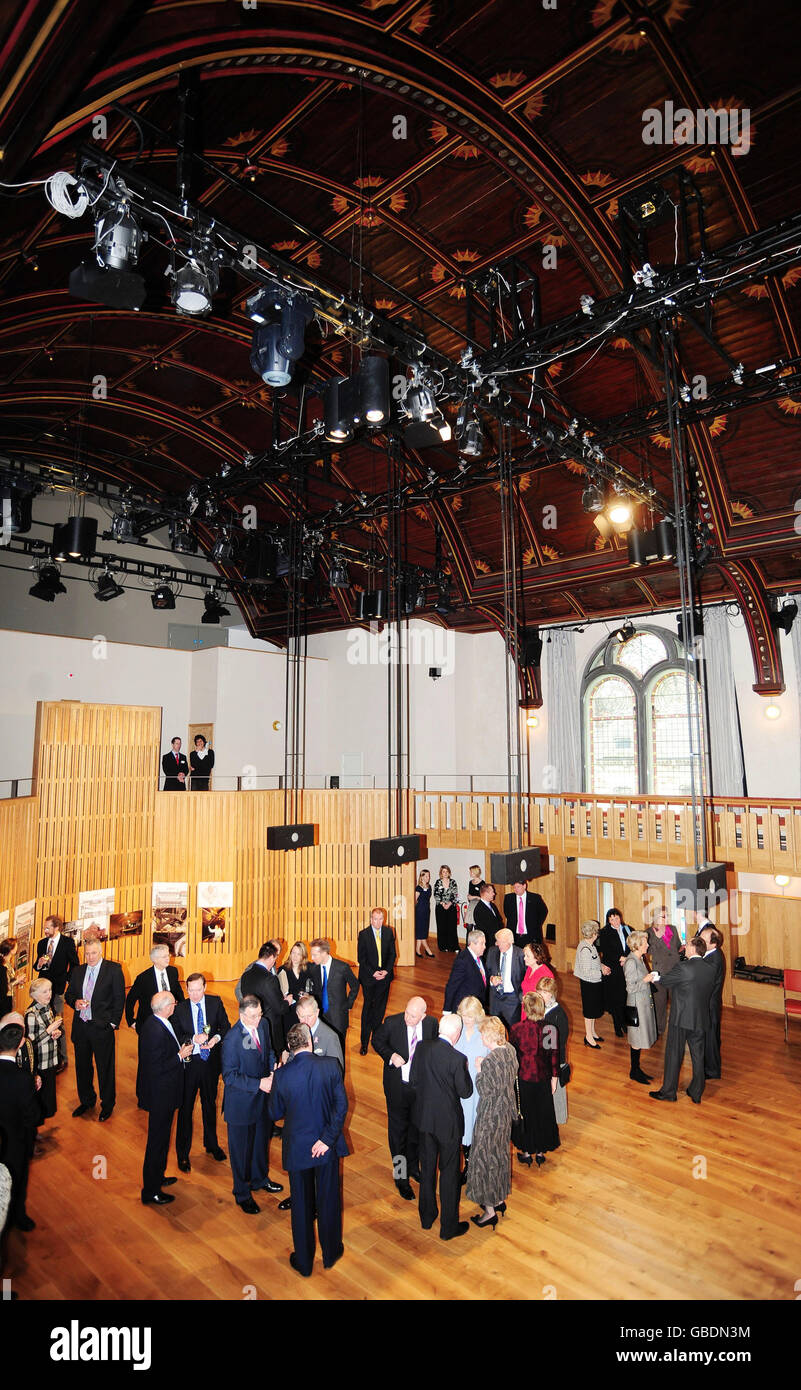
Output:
top-left (702, 606), bottom-right (745, 797)
top-left (544, 630), bottom-right (581, 793)
top-left (791, 593), bottom-right (801, 796)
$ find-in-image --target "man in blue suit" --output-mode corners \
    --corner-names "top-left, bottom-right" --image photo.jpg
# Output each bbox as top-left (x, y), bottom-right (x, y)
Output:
top-left (267, 1021), bottom-right (349, 1277)
top-left (444, 928), bottom-right (489, 1013)
top-left (221, 995), bottom-right (284, 1214)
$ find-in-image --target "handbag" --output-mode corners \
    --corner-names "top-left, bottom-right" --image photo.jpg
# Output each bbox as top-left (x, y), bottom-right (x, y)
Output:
top-left (559, 1061), bottom-right (571, 1087)
top-left (625, 1004), bottom-right (639, 1028)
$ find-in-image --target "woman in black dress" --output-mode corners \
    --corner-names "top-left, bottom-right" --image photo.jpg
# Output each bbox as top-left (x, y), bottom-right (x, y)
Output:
top-left (414, 870), bottom-right (434, 958)
top-left (0, 940), bottom-right (18, 1017)
top-left (189, 734), bottom-right (215, 790)
top-left (278, 941), bottom-right (312, 1029)
top-left (510, 992), bottom-right (560, 1167)
top-left (433, 865), bottom-right (459, 953)
top-left (598, 906), bottom-right (631, 1037)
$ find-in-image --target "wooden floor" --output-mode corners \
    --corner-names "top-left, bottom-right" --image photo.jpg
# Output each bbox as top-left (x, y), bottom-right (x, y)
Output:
top-left (6, 949), bottom-right (801, 1302)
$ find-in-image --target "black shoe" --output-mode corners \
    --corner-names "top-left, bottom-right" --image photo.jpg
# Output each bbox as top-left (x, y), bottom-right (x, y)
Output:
top-left (583, 1039), bottom-right (601, 1049)
top-left (516, 1152), bottom-right (533, 1166)
top-left (142, 1192), bottom-right (175, 1205)
top-left (72, 1102), bottom-right (95, 1117)
top-left (237, 1198), bottom-right (260, 1214)
top-left (535, 1154), bottom-right (547, 1167)
top-left (649, 1091), bottom-right (676, 1101)
top-left (629, 1071), bottom-right (651, 1085)
top-left (471, 1212), bottom-right (498, 1229)
top-left (685, 1088), bottom-right (702, 1104)
top-left (278, 1196), bottom-right (292, 1211)
top-left (496, 1201), bottom-right (507, 1217)
top-left (395, 1179), bottom-right (414, 1201)
top-left (705, 1073), bottom-right (721, 1080)
top-left (14, 1214), bottom-right (36, 1232)
top-left (253, 1178), bottom-right (283, 1194)
top-left (614, 1028), bottom-right (626, 1037)
top-left (161, 1176), bottom-right (178, 1186)
top-left (592, 1035), bottom-right (604, 1042)
top-left (207, 1147), bottom-right (227, 1162)
top-left (441, 1222), bottom-right (469, 1240)
top-left (289, 1253), bottom-right (312, 1277)
top-left (177, 1158), bottom-right (191, 1173)
top-left (98, 1108), bottom-right (113, 1122)
top-left (272, 1124), bottom-right (283, 1135)
top-left (359, 1046), bottom-right (368, 1055)
top-left (323, 1244), bottom-right (344, 1270)
top-left (421, 1219), bottom-right (436, 1231)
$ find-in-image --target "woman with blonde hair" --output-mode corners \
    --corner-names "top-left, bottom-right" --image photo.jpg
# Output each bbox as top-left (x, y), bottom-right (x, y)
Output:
top-left (536, 975), bottom-right (569, 1125)
top-left (573, 920), bottom-right (606, 1048)
top-left (278, 941), bottom-right (312, 1029)
top-left (465, 1014), bottom-right (518, 1228)
top-left (647, 904), bottom-right (681, 1036)
top-left (454, 995), bottom-right (488, 1186)
top-left (25, 978), bottom-right (62, 1123)
top-left (510, 992), bottom-right (559, 1167)
top-left (624, 930), bottom-right (659, 1084)
top-left (433, 864), bottom-right (459, 953)
top-left (414, 869), bottom-right (434, 958)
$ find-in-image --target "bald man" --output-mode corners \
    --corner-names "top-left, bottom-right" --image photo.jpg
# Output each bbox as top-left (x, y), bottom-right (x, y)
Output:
top-left (372, 996), bottom-right (439, 1200)
top-left (139, 992), bottom-right (193, 1205)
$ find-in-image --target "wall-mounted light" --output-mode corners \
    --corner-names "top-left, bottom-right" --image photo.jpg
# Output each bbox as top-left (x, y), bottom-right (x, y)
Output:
top-left (774, 874), bottom-right (790, 887)
top-left (526, 714), bottom-right (539, 728)
top-left (764, 702), bottom-right (781, 721)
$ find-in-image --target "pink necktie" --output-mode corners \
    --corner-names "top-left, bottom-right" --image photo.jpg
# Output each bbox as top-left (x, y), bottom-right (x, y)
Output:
top-left (517, 897), bottom-right (525, 934)
top-left (251, 1027), bottom-right (262, 1052)
top-left (409, 1030), bottom-right (418, 1063)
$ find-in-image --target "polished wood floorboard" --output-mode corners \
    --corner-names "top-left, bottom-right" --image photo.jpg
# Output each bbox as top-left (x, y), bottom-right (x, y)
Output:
top-left (6, 949), bottom-right (801, 1301)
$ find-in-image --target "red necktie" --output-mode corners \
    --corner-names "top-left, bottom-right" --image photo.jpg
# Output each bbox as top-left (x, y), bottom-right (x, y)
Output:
top-left (477, 957), bottom-right (486, 984)
top-left (250, 1026), bottom-right (262, 1052)
top-left (175, 753), bottom-right (179, 764)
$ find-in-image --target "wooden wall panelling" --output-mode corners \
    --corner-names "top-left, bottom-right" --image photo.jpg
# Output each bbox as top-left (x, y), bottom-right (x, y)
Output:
top-left (550, 856), bottom-right (578, 972)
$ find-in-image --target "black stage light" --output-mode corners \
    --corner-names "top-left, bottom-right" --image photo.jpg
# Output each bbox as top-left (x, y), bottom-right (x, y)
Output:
top-left (612, 619), bottom-right (636, 644)
top-left (582, 482), bottom-right (605, 513)
top-left (212, 532), bottom-right (234, 563)
top-left (59, 515), bottom-right (97, 559)
top-left (1, 489), bottom-right (33, 534)
top-left (324, 375), bottom-right (356, 442)
top-left (360, 354), bottom-right (390, 425)
top-left (151, 583), bottom-right (176, 610)
top-left (248, 288), bottom-right (313, 387)
top-left (355, 589), bottom-right (387, 621)
top-left (170, 258), bottom-right (218, 315)
top-left (655, 518), bottom-right (676, 560)
top-left (328, 553), bottom-right (350, 588)
top-left (94, 571), bottom-right (125, 602)
top-left (95, 206), bottom-right (142, 270)
top-left (405, 382), bottom-right (436, 422)
top-left (772, 600), bottom-right (798, 635)
top-left (620, 183), bottom-right (671, 224)
top-left (201, 589), bottom-right (230, 624)
top-left (170, 522), bottom-right (197, 555)
top-left (29, 563), bottom-right (66, 602)
top-left (627, 528), bottom-right (650, 567)
top-left (434, 577), bottom-right (453, 615)
top-left (51, 523), bottom-right (69, 562)
top-left (111, 511), bottom-right (136, 542)
top-left (459, 417), bottom-right (483, 458)
top-left (676, 611), bottom-right (704, 644)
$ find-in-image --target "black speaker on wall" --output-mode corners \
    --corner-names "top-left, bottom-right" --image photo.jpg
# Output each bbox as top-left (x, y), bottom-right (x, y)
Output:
top-left (490, 846), bottom-right (549, 883)
top-left (267, 823), bottom-right (318, 850)
top-left (369, 834), bottom-right (427, 867)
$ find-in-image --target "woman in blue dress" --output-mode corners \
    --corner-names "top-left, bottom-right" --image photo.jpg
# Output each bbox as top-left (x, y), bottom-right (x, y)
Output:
top-left (414, 869), bottom-right (434, 958)
top-left (454, 995), bottom-right (489, 1187)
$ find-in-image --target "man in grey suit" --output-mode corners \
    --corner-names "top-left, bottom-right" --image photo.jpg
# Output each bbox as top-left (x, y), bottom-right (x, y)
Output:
top-left (485, 928), bottom-right (526, 1030)
top-left (297, 994), bottom-right (344, 1072)
top-left (650, 935), bottom-right (716, 1105)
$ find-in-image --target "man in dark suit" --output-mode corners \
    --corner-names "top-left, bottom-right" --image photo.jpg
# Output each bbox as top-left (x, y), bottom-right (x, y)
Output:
top-left (372, 995), bottom-right (438, 1201)
top-left (650, 936), bottom-right (717, 1104)
top-left (0, 1019), bottom-right (40, 1232)
top-left (699, 925), bottom-right (725, 1079)
top-left (444, 929), bottom-right (489, 1013)
top-left (239, 940), bottom-right (288, 1056)
top-left (220, 995), bottom-right (283, 1213)
top-left (473, 884), bottom-right (503, 951)
top-left (174, 972), bottom-right (230, 1170)
top-left (357, 908), bottom-right (397, 1054)
top-left (126, 944), bottom-right (185, 1106)
top-left (486, 929), bottom-right (526, 1030)
top-left (307, 939), bottom-right (359, 1061)
top-left (33, 914), bottom-right (79, 1068)
top-left (139, 992), bottom-right (193, 1205)
top-left (503, 880), bottom-right (547, 946)
top-left (64, 938), bottom-right (125, 1120)
top-left (162, 735), bottom-right (189, 790)
top-left (410, 1012), bottom-right (472, 1240)
top-left (598, 910), bottom-right (631, 1037)
top-left (267, 1022), bottom-right (349, 1277)
top-left (296, 994), bottom-right (344, 1071)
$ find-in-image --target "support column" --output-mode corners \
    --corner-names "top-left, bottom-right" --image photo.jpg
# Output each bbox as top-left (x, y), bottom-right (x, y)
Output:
top-left (550, 855), bottom-right (578, 973)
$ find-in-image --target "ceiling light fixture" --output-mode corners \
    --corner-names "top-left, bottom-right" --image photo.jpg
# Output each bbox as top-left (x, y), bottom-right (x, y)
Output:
top-left (29, 563), bottom-right (66, 602)
top-left (170, 522), bottom-right (197, 554)
top-left (771, 600), bottom-right (798, 635)
top-left (581, 481), bottom-right (605, 513)
top-left (93, 570), bottom-right (125, 602)
top-left (248, 287), bottom-right (313, 387)
top-left (169, 255), bottom-right (219, 315)
top-left (201, 588), bottom-right (231, 624)
top-left (764, 702), bottom-right (781, 721)
top-left (359, 354), bottom-right (390, 425)
top-left (151, 582), bottom-right (176, 610)
top-left (212, 531), bottom-right (234, 563)
top-left (328, 552), bottom-right (350, 589)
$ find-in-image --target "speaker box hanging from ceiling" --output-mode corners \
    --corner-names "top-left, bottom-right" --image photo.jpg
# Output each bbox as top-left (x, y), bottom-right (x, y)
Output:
top-left (266, 824), bottom-right (318, 850)
top-left (355, 589), bottom-right (387, 622)
top-left (489, 847), bottom-right (550, 883)
top-left (369, 834), bottom-right (427, 867)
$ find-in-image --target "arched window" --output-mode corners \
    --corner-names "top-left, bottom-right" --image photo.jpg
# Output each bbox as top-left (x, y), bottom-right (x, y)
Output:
top-left (582, 626), bottom-right (701, 795)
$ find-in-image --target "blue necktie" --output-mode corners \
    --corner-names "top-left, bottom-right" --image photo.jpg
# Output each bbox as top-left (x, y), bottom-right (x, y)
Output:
top-left (322, 965), bottom-right (329, 1014)
top-left (197, 1001), bottom-right (209, 1059)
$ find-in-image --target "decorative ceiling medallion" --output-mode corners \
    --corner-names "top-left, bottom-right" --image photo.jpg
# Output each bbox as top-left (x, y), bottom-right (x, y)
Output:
top-left (429, 122), bottom-right (479, 158)
top-left (522, 94), bottom-right (545, 122)
top-left (778, 396), bottom-right (801, 416)
top-left (731, 500), bottom-right (754, 518)
top-left (563, 458), bottom-right (585, 474)
top-left (450, 495), bottom-right (463, 512)
top-left (374, 298), bottom-right (397, 311)
top-left (524, 205), bottom-right (543, 229)
top-left (224, 130), bottom-right (260, 147)
top-left (611, 337), bottom-right (631, 350)
top-left (708, 414), bottom-right (727, 437)
top-left (489, 71), bottom-right (528, 90)
top-left (407, 2), bottom-right (433, 35)
top-left (355, 174), bottom-right (384, 189)
top-left (540, 232), bottom-right (568, 248)
top-left (270, 138), bottom-right (290, 158)
top-left (580, 170), bottom-right (614, 188)
top-left (474, 557), bottom-right (491, 573)
top-left (273, 240), bottom-right (300, 252)
top-left (541, 544), bottom-right (560, 561)
top-left (523, 545), bottom-right (536, 565)
top-left (591, 0), bottom-right (690, 54)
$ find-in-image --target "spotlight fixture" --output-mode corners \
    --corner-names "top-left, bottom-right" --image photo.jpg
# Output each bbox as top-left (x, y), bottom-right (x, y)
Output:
top-left (248, 287), bottom-right (313, 387)
top-left (93, 570), bottom-right (125, 602)
top-left (459, 417), bottom-right (483, 458)
top-left (151, 582), bottom-right (176, 610)
top-left (111, 510), bottom-right (136, 542)
top-left (51, 524), bottom-right (69, 562)
top-left (201, 589), bottom-right (231, 624)
top-left (676, 611), bottom-right (704, 645)
top-left (434, 573), bottom-right (453, 616)
top-left (526, 714), bottom-right (539, 728)
top-left (1, 488), bottom-right (33, 533)
top-left (581, 481), bottom-right (605, 513)
top-left (55, 515), bottom-right (97, 560)
top-left (775, 874), bottom-right (790, 887)
top-left (432, 412), bottom-right (452, 442)
top-left (764, 702), bottom-right (781, 721)
top-left (328, 552), bottom-right (350, 589)
top-left (612, 619), bottom-right (636, 644)
top-left (170, 522), bottom-right (197, 555)
top-left (168, 255), bottom-right (219, 315)
top-left (95, 203), bottom-right (143, 270)
top-left (771, 600), bottom-right (798, 635)
top-left (620, 183), bottom-right (671, 224)
top-left (29, 563), bottom-right (66, 602)
top-left (627, 519), bottom-right (675, 566)
top-left (607, 496), bottom-right (633, 526)
top-left (212, 531), bottom-right (234, 563)
top-left (359, 354), bottom-right (390, 425)
top-left (323, 375), bottom-right (358, 443)
top-left (203, 495), bottom-right (219, 521)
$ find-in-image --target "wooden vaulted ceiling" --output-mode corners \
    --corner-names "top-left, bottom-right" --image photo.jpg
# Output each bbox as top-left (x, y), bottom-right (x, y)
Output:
top-left (1, 0), bottom-right (801, 645)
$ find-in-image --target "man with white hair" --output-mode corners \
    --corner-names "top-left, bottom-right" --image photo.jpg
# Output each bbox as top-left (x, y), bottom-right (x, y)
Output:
top-left (409, 1012), bottom-right (472, 1240)
top-left (126, 944), bottom-right (185, 1106)
top-left (139, 992), bottom-right (193, 1206)
top-left (296, 994), bottom-right (344, 1072)
top-left (64, 937), bottom-right (125, 1121)
top-left (372, 995), bottom-right (438, 1201)
top-left (486, 928), bottom-right (526, 1030)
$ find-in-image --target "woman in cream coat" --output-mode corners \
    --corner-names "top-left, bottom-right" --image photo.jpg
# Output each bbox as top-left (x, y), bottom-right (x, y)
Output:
top-left (624, 930), bottom-right (659, 1084)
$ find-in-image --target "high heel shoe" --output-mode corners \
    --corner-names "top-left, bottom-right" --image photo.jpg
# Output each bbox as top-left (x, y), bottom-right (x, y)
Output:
top-left (584, 1038), bottom-right (601, 1049)
top-left (424, 948), bottom-right (434, 957)
top-left (516, 1152), bottom-right (533, 1166)
top-left (496, 1201), bottom-right (507, 1218)
top-left (471, 1211), bottom-right (498, 1229)
top-left (592, 1035), bottom-right (605, 1042)
top-left (535, 1154), bottom-right (547, 1167)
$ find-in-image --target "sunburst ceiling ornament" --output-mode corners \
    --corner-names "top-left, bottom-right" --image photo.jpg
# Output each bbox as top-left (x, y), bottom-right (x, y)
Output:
top-left (489, 71), bottom-right (528, 89)
top-left (731, 500), bottom-right (754, 518)
top-left (592, 0), bottom-right (691, 53)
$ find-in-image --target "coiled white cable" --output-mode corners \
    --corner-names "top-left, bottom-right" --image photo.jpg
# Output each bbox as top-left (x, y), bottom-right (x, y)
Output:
top-left (44, 171), bottom-right (89, 218)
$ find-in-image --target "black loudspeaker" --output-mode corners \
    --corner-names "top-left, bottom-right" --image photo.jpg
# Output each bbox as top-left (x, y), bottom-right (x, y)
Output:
top-left (369, 834), bottom-right (427, 867)
top-left (355, 589), bottom-right (387, 622)
top-left (267, 823), bottom-right (318, 850)
top-left (329, 775), bottom-right (340, 788)
top-left (490, 846), bottom-right (549, 883)
top-left (545, 922), bottom-right (556, 943)
top-left (520, 628), bottom-right (543, 666)
top-left (675, 863), bottom-right (729, 909)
